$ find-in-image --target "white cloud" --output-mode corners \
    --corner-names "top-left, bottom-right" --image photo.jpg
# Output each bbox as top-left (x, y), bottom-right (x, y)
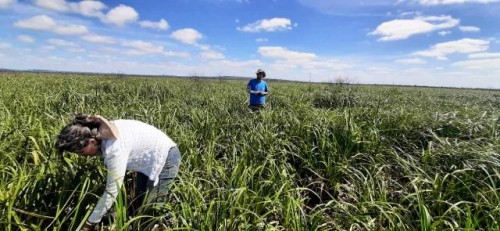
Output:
top-left (74, 0), bottom-right (107, 17)
top-left (399, 11), bottom-right (421, 17)
top-left (200, 50), bottom-right (225, 59)
top-left (171, 28), bottom-right (203, 45)
top-left (257, 46), bottom-right (349, 73)
top-left (459, 26), bottom-right (480, 32)
top-left (198, 45), bottom-right (214, 51)
top-left (369, 15), bottom-right (459, 41)
top-left (237, 18), bottom-right (293, 32)
top-left (0, 0), bottom-right (15, 9)
top-left (17, 35), bottom-right (35, 43)
top-left (52, 24), bottom-right (89, 35)
top-left (34, 0), bottom-right (69, 11)
top-left (14, 15), bottom-right (88, 35)
top-left (258, 46), bottom-right (316, 60)
top-left (453, 58), bottom-right (500, 69)
top-left (14, 15), bottom-right (56, 30)
top-left (417, 0), bottom-right (500, 6)
top-left (33, 0), bottom-right (107, 17)
top-left (165, 51), bottom-right (191, 58)
top-left (32, 1), bottom-right (146, 27)
top-left (139, 19), bottom-right (169, 30)
top-left (468, 52), bottom-right (500, 59)
top-left (122, 40), bottom-right (164, 55)
top-left (413, 38), bottom-right (490, 59)
top-left (256, 38), bottom-right (268, 42)
top-left (105, 5), bottom-right (138, 26)
top-left (48, 38), bottom-right (78, 47)
top-left (81, 34), bottom-right (115, 44)
top-left (438, 31), bottom-right (451, 36)
top-left (0, 42), bottom-right (11, 48)
top-left (395, 58), bottom-right (427, 64)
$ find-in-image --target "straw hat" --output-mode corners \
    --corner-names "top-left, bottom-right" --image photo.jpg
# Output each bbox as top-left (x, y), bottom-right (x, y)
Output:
top-left (256, 69), bottom-right (266, 77)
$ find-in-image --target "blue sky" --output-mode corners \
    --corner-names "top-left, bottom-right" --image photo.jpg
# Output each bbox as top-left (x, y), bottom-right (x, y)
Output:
top-left (1, 0), bottom-right (499, 88)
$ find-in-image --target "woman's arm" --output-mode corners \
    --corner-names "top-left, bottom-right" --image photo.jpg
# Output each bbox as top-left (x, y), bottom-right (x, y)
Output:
top-left (87, 143), bottom-right (127, 223)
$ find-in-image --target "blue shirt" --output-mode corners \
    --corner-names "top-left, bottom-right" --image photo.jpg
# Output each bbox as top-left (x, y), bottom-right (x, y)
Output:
top-left (247, 79), bottom-right (269, 105)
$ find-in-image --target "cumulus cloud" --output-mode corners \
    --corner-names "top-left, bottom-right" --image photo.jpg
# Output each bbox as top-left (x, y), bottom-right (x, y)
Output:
top-left (237, 18), bottom-right (293, 32)
top-left (17, 35), bottom-right (35, 43)
top-left (0, 0), bottom-right (16, 9)
top-left (171, 28), bottom-right (203, 45)
top-left (33, 0), bottom-right (106, 16)
top-left (256, 46), bottom-right (350, 72)
top-left (14, 15), bottom-right (56, 30)
top-left (32, 1), bottom-right (146, 27)
top-left (258, 46), bottom-right (316, 60)
top-left (76, 0), bottom-right (107, 17)
top-left (33, 0), bottom-right (171, 29)
top-left (256, 38), bottom-right (268, 43)
top-left (139, 19), bottom-right (169, 30)
top-left (417, 0), bottom-right (500, 5)
top-left (81, 34), bottom-right (115, 44)
top-left (369, 15), bottom-right (459, 41)
top-left (459, 26), bottom-right (480, 32)
top-left (14, 15), bottom-right (88, 35)
top-left (413, 38), bottom-right (489, 60)
top-left (105, 5), bottom-right (138, 26)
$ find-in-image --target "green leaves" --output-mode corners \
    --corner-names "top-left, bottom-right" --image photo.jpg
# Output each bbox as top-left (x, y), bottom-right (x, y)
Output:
top-left (0, 73), bottom-right (499, 230)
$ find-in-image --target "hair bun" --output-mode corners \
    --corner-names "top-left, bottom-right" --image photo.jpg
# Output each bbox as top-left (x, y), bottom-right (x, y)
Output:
top-left (73, 113), bottom-right (100, 129)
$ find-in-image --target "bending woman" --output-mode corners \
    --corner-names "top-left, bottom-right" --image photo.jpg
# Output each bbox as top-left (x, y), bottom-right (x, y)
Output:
top-left (55, 114), bottom-right (181, 230)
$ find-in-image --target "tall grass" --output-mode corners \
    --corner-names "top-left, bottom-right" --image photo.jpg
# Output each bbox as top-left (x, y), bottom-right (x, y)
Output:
top-left (0, 72), bottom-right (498, 230)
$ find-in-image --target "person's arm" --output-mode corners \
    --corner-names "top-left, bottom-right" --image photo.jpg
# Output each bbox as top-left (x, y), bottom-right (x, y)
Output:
top-left (261, 83), bottom-right (269, 95)
top-left (87, 142), bottom-right (128, 224)
top-left (247, 83), bottom-right (258, 95)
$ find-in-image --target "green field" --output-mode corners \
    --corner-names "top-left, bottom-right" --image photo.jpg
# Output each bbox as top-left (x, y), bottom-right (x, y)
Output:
top-left (0, 72), bottom-right (499, 230)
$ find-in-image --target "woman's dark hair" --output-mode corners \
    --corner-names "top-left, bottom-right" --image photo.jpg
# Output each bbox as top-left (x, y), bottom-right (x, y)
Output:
top-left (55, 114), bottom-right (102, 154)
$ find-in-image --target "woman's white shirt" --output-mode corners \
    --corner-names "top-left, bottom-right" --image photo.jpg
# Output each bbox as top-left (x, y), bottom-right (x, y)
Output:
top-left (88, 120), bottom-right (176, 223)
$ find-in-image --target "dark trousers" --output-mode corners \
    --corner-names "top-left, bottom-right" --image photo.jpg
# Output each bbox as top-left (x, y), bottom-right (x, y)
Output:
top-left (249, 104), bottom-right (265, 111)
top-left (131, 146), bottom-right (181, 216)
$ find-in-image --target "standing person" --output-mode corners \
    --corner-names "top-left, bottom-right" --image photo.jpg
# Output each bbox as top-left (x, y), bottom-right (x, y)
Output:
top-left (55, 114), bottom-right (181, 230)
top-left (247, 69), bottom-right (270, 111)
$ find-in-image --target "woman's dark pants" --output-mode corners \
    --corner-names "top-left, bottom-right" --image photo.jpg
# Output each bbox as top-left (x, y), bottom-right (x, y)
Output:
top-left (131, 147), bottom-right (181, 216)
